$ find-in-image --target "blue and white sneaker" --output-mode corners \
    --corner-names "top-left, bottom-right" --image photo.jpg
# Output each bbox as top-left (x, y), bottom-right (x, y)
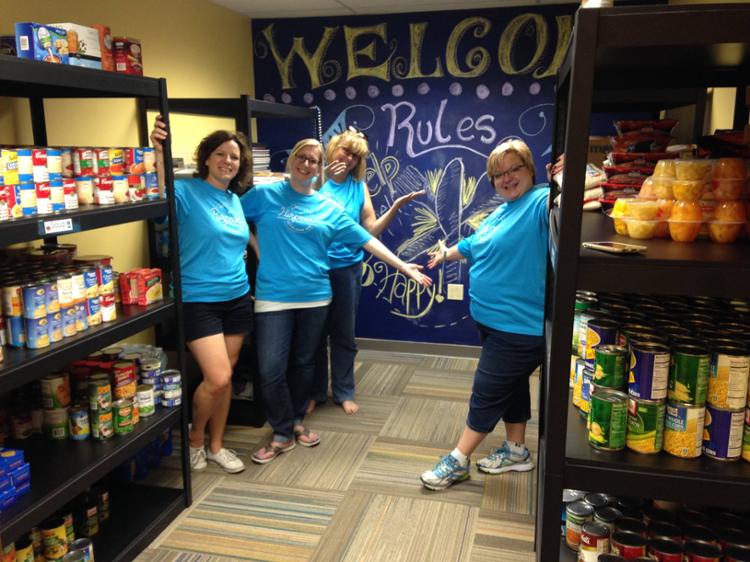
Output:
top-left (476, 442), bottom-right (534, 475)
top-left (420, 454), bottom-right (470, 490)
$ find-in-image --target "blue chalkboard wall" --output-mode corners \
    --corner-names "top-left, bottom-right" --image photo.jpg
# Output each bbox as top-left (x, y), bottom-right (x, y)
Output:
top-left (253, 5), bottom-right (577, 345)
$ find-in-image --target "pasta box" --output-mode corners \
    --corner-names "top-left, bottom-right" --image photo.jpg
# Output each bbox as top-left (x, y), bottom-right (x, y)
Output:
top-left (15, 22), bottom-right (69, 64)
top-left (50, 23), bottom-right (102, 69)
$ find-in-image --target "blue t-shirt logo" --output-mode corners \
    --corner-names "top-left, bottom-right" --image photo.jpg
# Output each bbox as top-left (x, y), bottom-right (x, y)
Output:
top-left (279, 205), bottom-right (315, 233)
top-left (209, 202), bottom-right (245, 230)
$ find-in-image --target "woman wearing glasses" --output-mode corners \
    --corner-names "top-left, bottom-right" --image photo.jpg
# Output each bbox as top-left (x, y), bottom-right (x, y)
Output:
top-left (240, 138), bottom-right (432, 464)
top-left (420, 139), bottom-right (560, 490)
top-left (308, 127), bottom-right (424, 415)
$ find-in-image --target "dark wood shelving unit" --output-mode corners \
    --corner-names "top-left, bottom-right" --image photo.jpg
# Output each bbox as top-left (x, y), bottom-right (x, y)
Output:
top-left (0, 55), bottom-right (190, 555)
top-left (537, 4), bottom-right (750, 561)
top-left (138, 95), bottom-right (321, 427)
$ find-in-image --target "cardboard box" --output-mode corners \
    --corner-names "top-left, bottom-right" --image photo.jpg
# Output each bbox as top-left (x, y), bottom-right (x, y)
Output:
top-left (14, 22), bottom-right (69, 64)
top-left (92, 24), bottom-right (114, 71)
top-left (113, 37), bottom-right (143, 75)
top-left (50, 23), bottom-right (102, 69)
top-left (588, 136), bottom-right (611, 167)
top-left (0, 35), bottom-right (17, 56)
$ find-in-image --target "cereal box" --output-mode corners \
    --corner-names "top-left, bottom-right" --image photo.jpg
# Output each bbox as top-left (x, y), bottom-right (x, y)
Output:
top-left (14, 23), bottom-right (69, 64)
top-left (112, 37), bottom-right (143, 76)
top-left (50, 23), bottom-right (102, 69)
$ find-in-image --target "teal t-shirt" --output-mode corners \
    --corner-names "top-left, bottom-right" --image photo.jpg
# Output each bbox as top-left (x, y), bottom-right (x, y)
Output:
top-left (319, 175), bottom-right (366, 268)
top-left (174, 178), bottom-right (250, 302)
top-left (457, 185), bottom-right (549, 336)
top-left (240, 180), bottom-right (372, 302)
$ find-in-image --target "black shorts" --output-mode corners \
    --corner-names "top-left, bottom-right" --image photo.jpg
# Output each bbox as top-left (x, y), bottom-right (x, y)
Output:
top-left (182, 291), bottom-right (253, 342)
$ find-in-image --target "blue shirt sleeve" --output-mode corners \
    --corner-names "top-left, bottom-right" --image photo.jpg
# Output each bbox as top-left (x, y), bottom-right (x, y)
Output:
top-left (457, 236), bottom-right (474, 262)
top-left (240, 187), bottom-right (262, 221)
top-left (332, 212), bottom-right (373, 249)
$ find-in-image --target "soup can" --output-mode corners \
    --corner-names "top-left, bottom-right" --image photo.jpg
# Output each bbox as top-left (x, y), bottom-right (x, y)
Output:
top-left (611, 531), bottom-right (647, 558)
top-left (683, 540), bottom-right (722, 561)
top-left (669, 345), bottom-right (710, 405)
top-left (708, 345), bottom-right (750, 409)
top-left (629, 342), bottom-right (670, 400)
top-left (136, 384), bottom-right (155, 416)
top-left (648, 538), bottom-right (683, 562)
top-left (89, 375), bottom-right (112, 411)
top-left (703, 403), bottom-right (744, 460)
top-left (40, 517), bottom-right (68, 560)
top-left (22, 282), bottom-right (46, 319)
top-left (24, 316), bottom-right (49, 349)
top-left (63, 178), bottom-right (78, 209)
top-left (47, 311), bottom-right (63, 343)
top-left (588, 387), bottom-right (627, 451)
top-left (41, 373), bottom-right (71, 409)
top-left (614, 517), bottom-right (647, 537)
top-left (626, 397), bottom-right (665, 454)
top-left (664, 401), bottom-right (705, 458)
top-left (743, 408), bottom-right (750, 462)
top-left (92, 409), bottom-right (113, 440)
top-left (649, 521), bottom-right (683, 543)
top-left (578, 521), bottom-right (610, 561)
top-left (585, 318), bottom-right (619, 368)
top-left (69, 537), bottom-right (94, 562)
top-left (14, 537), bottom-right (34, 562)
top-left (113, 399), bottom-right (134, 435)
top-left (43, 407), bottom-right (70, 440)
top-left (565, 500), bottom-right (594, 550)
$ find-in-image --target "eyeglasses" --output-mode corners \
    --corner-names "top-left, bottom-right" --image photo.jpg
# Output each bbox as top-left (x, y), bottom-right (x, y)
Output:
top-left (494, 163), bottom-right (525, 180)
top-left (347, 125), bottom-right (368, 140)
top-left (295, 154), bottom-right (320, 166)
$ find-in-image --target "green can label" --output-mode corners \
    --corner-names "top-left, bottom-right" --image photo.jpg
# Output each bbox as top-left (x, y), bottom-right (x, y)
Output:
top-left (669, 346), bottom-right (710, 405)
top-left (594, 345), bottom-right (628, 389)
top-left (742, 418), bottom-right (750, 463)
top-left (626, 398), bottom-right (665, 454)
top-left (588, 387), bottom-right (628, 450)
top-left (113, 399), bottom-right (133, 435)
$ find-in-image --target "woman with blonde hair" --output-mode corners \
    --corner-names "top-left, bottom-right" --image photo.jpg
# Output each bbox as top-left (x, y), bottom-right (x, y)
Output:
top-left (240, 138), bottom-right (432, 463)
top-left (308, 127), bottom-right (424, 415)
top-left (420, 139), bottom-right (559, 490)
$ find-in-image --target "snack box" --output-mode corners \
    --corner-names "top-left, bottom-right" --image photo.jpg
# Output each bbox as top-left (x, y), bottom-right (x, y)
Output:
top-left (113, 36), bottom-right (143, 75)
top-left (92, 24), bottom-right (114, 71)
top-left (14, 22), bottom-right (69, 64)
top-left (50, 22), bottom-right (102, 69)
top-left (120, 268), bottom-right (162, 306)
top-left (9, 463), bottom-right (30, 486)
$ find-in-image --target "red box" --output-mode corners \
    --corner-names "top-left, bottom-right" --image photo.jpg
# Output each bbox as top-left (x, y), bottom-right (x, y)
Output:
top-left (112, 37), bottom-right (142, 76)
top-left (119, 268), bottom-right (162, 306)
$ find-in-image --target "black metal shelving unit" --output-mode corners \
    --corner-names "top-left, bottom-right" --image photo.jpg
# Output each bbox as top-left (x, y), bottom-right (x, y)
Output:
top-left (537, 5), bottom-right (750, 561)
top-left (138, 95), bottom-right (320, 427)
top-left (0, 54), bottom-right (191, 555)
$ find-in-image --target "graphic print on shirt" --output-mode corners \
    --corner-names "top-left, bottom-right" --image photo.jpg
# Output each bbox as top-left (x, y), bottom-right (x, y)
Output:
top-left (209, 201), bottom-right (246, 231)
top-left (279, 205), bottom-right (315, 233)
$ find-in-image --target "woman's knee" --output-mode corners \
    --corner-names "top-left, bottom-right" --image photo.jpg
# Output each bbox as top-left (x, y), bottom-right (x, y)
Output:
top-left (201, 370), bottom-right (232, 397)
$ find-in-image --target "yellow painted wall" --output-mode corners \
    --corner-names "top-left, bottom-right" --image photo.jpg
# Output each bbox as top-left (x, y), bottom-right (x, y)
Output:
top-left (1, 0), bottom-right (253, 341)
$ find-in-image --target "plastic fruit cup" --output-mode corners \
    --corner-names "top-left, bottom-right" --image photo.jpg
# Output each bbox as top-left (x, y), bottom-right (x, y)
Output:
top-left (668, 219), bottom-right (702, 242)
top-left (711, 178), bottom-right (745, 200)
top-left (707, 220), bottom-right (745, 243)
top-left (628, 200), bottom-right (660, 220)
top-left (671, 200), bottom-right (702, 221)
top-left (674, 159), bottom-right (711, 180)
top-left (672, 179), bottom-right (705, 201)
top-left (653, 159), bottom-right (676, 178)
top-left (625, 218), bottom-right (658, 240)
top-left (639, 177), bottom-right (657, 200)
top-left (715, 199), bottom-right (747, 222)
top-left (652, 176), bottom-right (674, 199)
top-left (713, 157), bottom-right (746, 179)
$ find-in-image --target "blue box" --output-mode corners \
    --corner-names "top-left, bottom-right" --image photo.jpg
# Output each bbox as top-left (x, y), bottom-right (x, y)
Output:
top-left (0, 488), bottom-right (16, 509)
top-left (10, 463), bottom-right (30, 486)
top-left (0, 449), bottom-right (24, 472)
top-left (15, 22), bottom-right (69, 64)
top-left (14, 480), bottom-right (30, 497)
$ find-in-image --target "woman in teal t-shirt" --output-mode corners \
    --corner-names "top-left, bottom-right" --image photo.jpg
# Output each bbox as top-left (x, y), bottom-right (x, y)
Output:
top-left (308, 128), bottom-right (424, 416)
top-left (242, 138), bottom-right (432, 464)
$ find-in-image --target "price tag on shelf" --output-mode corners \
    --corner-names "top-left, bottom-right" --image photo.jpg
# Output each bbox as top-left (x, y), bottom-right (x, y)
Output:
top-left (41, 218), bottom-right (74, 235)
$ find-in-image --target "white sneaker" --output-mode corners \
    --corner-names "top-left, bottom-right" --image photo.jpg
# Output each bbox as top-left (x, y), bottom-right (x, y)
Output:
top-left (190, 445), bottom-right (207, 470)
top-left (206, 448), bottom-right (245, 474)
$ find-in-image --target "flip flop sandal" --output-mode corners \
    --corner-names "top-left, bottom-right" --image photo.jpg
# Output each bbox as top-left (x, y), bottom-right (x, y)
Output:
top-left (251, 440), bottom-right (296, 464)
top-left (294, 428), bottom-right (321, 448)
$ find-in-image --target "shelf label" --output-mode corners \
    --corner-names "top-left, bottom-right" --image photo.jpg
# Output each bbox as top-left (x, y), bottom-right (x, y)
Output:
top-left (41, 218), bottom-right (74, 235)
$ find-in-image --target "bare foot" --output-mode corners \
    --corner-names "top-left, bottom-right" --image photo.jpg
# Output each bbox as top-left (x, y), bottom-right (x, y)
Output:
top-left (341, 400), bottom-right (359, 415)
top-left (306, 399), bottom-right (317, 415)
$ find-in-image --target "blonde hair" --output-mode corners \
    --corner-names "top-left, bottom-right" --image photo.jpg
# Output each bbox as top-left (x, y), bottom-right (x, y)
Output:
top-left (487, 139), bottom-right (536, 184)
top-left (287, 138), bottom-right (324, 190)
top-left (325, 130), bottom-right (369, 181)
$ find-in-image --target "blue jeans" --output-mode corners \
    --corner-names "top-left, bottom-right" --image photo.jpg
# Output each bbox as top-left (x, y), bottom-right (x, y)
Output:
top-left (311, 263), bottom-right (362, 403)
top-left (255, 305), bottom-right (329, 441)
top-left (467, 323), bottom-right (544, 434)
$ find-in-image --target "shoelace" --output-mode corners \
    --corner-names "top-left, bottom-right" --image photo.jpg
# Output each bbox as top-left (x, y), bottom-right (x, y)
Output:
top-left (435, 455), bottom-right (459, 477)
top-left (487, 444), bottom-right (511, 461)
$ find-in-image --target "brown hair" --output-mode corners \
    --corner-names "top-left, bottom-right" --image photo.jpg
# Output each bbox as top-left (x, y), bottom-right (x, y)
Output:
top-left (194, 130), bottom-right (252, 194)
top-left (287, 138), bottom-right (324, 190)
top-left (487, 139), bottom-right (536, 184)
top-left (325, 130), bottom-right (369, 181)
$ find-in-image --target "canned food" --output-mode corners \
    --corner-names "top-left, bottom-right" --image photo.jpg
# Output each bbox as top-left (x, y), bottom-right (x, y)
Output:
top-left (92, 409), bottom-right (113, 440)
top-left (62, 304), bottom-right (77, 337)
top-left (685, 525), bottom-right (718, 545)
top-left (583, 493), bottom-right (613, 510)
top-left (112, 175), bottom-right (128, 203)
top-left (626, 397), bottom-right (665, 454)
top-left (71, 271), bottom-right (86, 303)
top-left (43, 407), bottom-right (70, 440)
top-left (69, 406), bottom-right (90, 441)
top-left (573, 296), bottom-right (597, 354)
top-left (162, 397), bottom-right (182, 408)
top-left (86, 295), bottom-right (101, 328)
top-left (566, 500), bottom-right (594, 550)
top-left (128, 173), bottom-right (144, 201)
top-left (683, 540), bottom-right (722, 561)
top-left (611, 531), bottom-right (647, 558)
top-left (36, 181), bottom-right (51, 214)
top-left (614, 518), bottom-right (647, 538)
top-left (60, 510), bottom-right (75, 544)
top-left (75, 176), bottom-right (94, 205)
top-left (82, 268), bottom-right (98, 299)
top-left (101, 346), bottom-right (123, 360)
top-left (720, 528), bottom-right (750, 551)
top-left (578, 521), bottom-right (610, 561)
top-left (69, 537), bottom-right (94, 562)
top-left (2, 283), bottom-right (23, 317)
top-left (708, 346), bottom-right (750, 409)
top-left (44, 278), bottom-right (60, 313)
top-left (649, 521), bottom-right (683, 542)
top-left (22, 282), bottom-right (46, 319)
top-left (75, 493), bottom-right (99, 538)
top-left (136, 384), bottom-right (155, 416)
top-left (571, 356), bottom-right (586, 389)
top-left (703, 403), bottom-right (744, 460)
top-left (97, 264), bottom-right (113, 295)
top-left (95, 485), bottom-right (110, 522)
top-left (47, 147), bottom-right (62, 175)
top-left (585, 318), bottom-right (620, 368)
top-left (562, 489), bottom-right (586, 531)
top-left (669, 345), bottom-right (710, 405)
top-left (161, 370), bottom-right (182, 385)
top-left (40, 517), bottom-right (68, 560)
top-left (593, 506), bottom-right (621, 532)
top-left (19, 182), bottom-right (36, 216)
top-left (114, 380), bottom-right (137, 400)
top-left (100, 293), bottom-right (116, 322)
top-left (63, 178), bottom-right (78, 209)
top-left (588, 387), bottom-right (628, 451)
top-left (678, 509), bottom-right (712, 529)
top-left (89, 375), bottom-right (112, 411)
top-left (726, 546), bottom-right (750, 562)
top-left (648, 538), bottom-right (683, 562)
top-left (24, 316), bottom-right (50, 349)
top-left (113, 399), bottom-right (134, 435)
top-left (41, 374), bottom-right (71, 409)
top-left (743, 409), bottom-right (750, 462)
top-left (629, 342), bottom-right (670, 400)
top-left (143, 172), bottom-right (159, 200)
top-left (109, 147), bottom-right (125, 174)
top-left (47, 311), bottom-right (63, 343)
top-left (113, 361), bottom-right (137, 385)
top-left (14, 537), bottom-right (34, 562)
top-left (664, 401), bottom-right (705, 458)
top-left (63, 550), bottom-right (84, 562)
top-left (94, 148), bottom-right (109, 176)
top-left (75, 302), bottom-right (88, 332)
top-left (73, 148), bottom-right (95, 176)
top-left (594, 345), bottom-right (628, 389)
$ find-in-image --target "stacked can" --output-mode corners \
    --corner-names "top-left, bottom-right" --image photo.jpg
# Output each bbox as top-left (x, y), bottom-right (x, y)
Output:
top-left (160, 370), bottom-right (183, 408)
top-left (41, 373), bottom-right (72, 440)
top-left (89, 373), bottom-right (114, 440)
top-left (98, 263), bottom-right (117, 323)
top-left (2, 281), bottom-right (25, 348)
top-left (140, 357), bottom-right (163, 406)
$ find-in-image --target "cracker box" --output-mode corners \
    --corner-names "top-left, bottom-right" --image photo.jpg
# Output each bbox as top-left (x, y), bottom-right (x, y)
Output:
top-left (112, 37), bottom-right (143, 76)
top-left (50, 23), bottom-right (102, 69)
top-left (15, 23), bottom-right (69, 64)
